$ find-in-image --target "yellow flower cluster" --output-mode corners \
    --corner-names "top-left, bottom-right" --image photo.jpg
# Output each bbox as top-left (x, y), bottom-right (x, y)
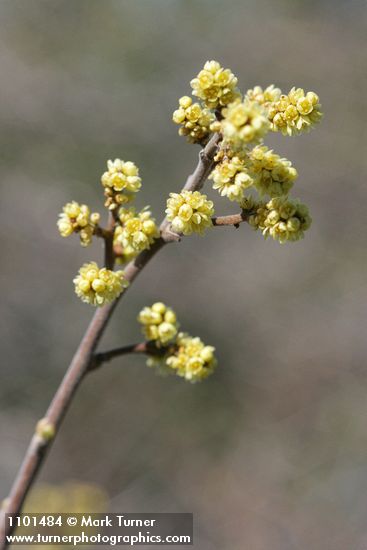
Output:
top-left (114, 207), bottom-right (159, 259)
top-left (209, 143), bottom-right (298, 203)
top-left (165, 332), bottom-right (216, 382)
top-left (245, 85), bottom-right (281, 106)
top-left (138, 302), bottom-right (178, 346)
top-left (147, 333), bottom-right (216, 383)
top-left (248, 197), bottom-right (312, 243)
top-left (137, 303), bottom-right (217, 383)
top-left (165, 190), bottom-right (214, 235)
top-left (209, 149), bottom-right (253, 202)
top-left (268, 88), bottom-right (322, 136)
top-left (73, 262), bottom-right (128, 306)
top-left (170, 64), bottom-right (323, 247)
top-left (101, 159), bottom-right (142, 209)
top-left (220, 99), bottom-right (270, 149)
top-left (57, 202), bottom-right (100, 246)
top-left (172, 96), bottom-right (215, 144)
top-left (190, 60), bottom-right (241, 109)
top-left (247, 145), bottom-right (298, 198)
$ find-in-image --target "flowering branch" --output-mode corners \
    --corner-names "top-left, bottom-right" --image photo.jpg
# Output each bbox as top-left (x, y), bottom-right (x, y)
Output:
top-left (1, 59), bottom-right (323, 549)
top-left (0, 131), bottom-right (221, 549)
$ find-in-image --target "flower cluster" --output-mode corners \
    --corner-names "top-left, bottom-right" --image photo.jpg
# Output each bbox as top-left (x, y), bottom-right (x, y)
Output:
top-left (58, 153), bottom-right (161, 306)
top-left (172, 96), bottom-right (215, 144)
top-left (114, 207), bottom-right (159, 261)
top-left (166, 190), bottom-right (214, 235)
top-left (190, 60), bottom-right (241, 110)
top-left (57, 202), bottom-right (100, 246)
top-left (169, 61), bottom-right (323, 244)
top-left (101, 159), bottom-right (142, 209)
top-left (247, 145), bottom-right (298, 198)
top-left (138, 303), bottom-right (217, 383)
top-left (245, 84), bottom-right (281, 107)
top-left (248, 197), bottom-right (312, 243)
top-left (165, 333), bottom-right (216, 382)
top-left (138, 302), bottom-right (178, 346)
top-left (220, 99), bottom-right (270, 150)
top-left (268, 88), bottom-right (322, 136)
top-left (209, 149), bottom-right (253, 202)
top-left (170, 61), bottom-right (322, 247)
top-left (74, 262), bottom-right (128, 306)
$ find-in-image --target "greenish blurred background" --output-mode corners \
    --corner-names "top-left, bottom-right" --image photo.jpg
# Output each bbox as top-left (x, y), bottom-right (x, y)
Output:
top-left (1, 1), bottom-right (367, 548)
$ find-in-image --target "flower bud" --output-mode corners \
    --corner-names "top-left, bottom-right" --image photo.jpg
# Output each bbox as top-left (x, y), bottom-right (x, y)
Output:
top-left (36, 418), bottom-right (56, 441)
top-left (138, 303), bottom-right (179, 346)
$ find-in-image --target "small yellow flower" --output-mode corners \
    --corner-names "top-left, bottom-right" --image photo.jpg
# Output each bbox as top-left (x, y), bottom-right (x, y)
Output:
top-left (268, 88), bottom-right (322, 136)
top-left (209, 149), bottom-right (253, 202)
top-left (248, 197), bottom-right (312, 243)
top-left (114, 207), bottom-right (159, 255)
top-left (101, 159), bottom-right (142, 209)
top-left (245, 85), bottom-right (282, 106)
top-left (74, 262), bottom-right (128, 306)
top-left (247, 145), bottom-right (298, 198)
top-left (57, 202), bottom-right (100, 246)
top-left (220, 99), bottom-right (270, 150)
top-left (138, 302), bottom-right (178, 346)
top-left (190, 60), bottom-right (241, 109)
top-left (172, 96), bottom-right (215, 144)
top-left (165, 332), bottom-right (217, 382)
top-left (165, 190), bottom-right (214, 235)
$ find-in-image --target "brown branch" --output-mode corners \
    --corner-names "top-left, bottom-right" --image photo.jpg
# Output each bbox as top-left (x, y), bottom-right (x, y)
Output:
top-left (93, 226), bottom-right (111, 240)
top-left (93, 212), bottom-right (116, 269)
top-left (90, 341), bottom-right (163, 370)
top-left (212, 210), bottom-right (252, 228)
top-left (104, 211), bottom-right (116, 269)
top-left (160, 133), bottom-right (221, 241)
top-left (0, 132), bottom-right (221, 548)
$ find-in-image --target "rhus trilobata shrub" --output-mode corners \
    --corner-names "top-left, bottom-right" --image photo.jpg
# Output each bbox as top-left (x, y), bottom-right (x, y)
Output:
top-left (1, 61), bottom-right (322, 534)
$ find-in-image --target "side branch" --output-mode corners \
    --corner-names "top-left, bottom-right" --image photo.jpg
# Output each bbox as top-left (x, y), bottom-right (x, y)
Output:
top-left (93, 225), bottom-right (114, 269)
top-left (212, 210), bottom-right (251, 228)
top-left (91, 341), bottom-right (163, 370)
top-left (103, 212), bottom-right (116, 269)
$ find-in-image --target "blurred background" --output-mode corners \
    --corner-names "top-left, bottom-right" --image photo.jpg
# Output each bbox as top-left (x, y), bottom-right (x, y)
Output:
top-left (1, 1), bottom-right (367, 548)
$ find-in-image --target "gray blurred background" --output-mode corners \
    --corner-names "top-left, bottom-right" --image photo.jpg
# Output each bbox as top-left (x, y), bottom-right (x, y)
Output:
top-left (1, 1), bottom-right (367, 548)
